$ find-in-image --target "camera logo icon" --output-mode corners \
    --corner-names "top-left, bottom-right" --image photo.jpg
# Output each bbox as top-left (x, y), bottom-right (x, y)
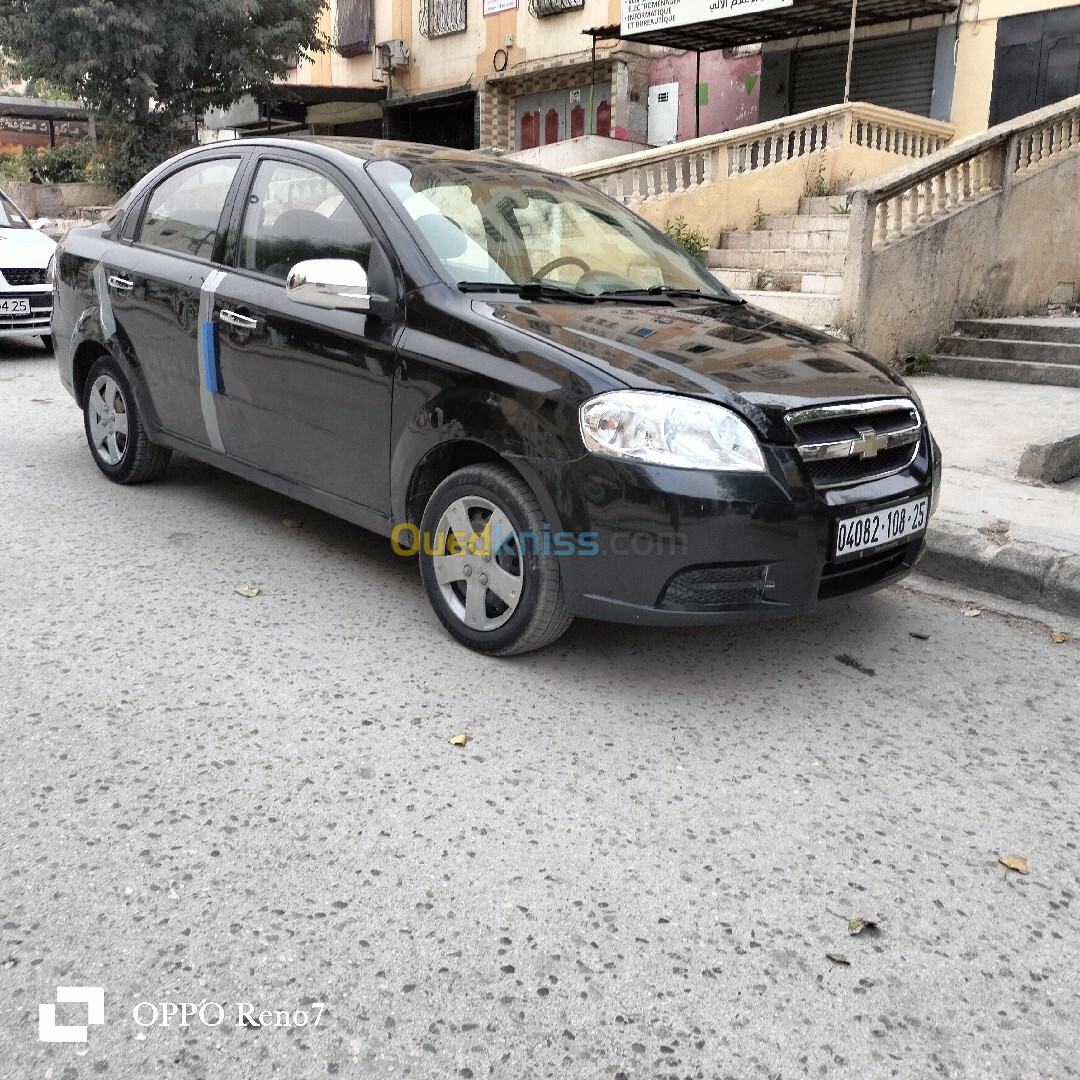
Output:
top-left (39, 987), bottom-right (105, 1043)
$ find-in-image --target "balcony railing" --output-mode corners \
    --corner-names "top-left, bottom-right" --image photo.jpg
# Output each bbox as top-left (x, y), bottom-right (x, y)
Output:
top-left (419, 0), bottom-right (467, 38)
top-left (335, 0), bottom-right (373, 57)
top-left (564, 103), bottom-right (953, 206)
top-left (529, 0), bottom-right (585, 16)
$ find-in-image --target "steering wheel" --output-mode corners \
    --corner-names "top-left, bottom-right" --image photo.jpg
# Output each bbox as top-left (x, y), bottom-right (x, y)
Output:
top-left (531, 255), bottom-right (591, 280)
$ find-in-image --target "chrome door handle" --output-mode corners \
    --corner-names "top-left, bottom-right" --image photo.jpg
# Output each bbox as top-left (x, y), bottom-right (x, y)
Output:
top-left (106, 275), bottom-right (133, 292)
top-left (219, 309), bottom-right (259, 331)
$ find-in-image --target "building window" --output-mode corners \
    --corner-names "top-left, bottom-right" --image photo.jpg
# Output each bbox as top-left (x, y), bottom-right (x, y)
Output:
top-left (335, 0), bottom-right (373, 57)
top-left (419, 0), bottom-right (467, 38)
top-left (528, 0), bottom-right (585, 15)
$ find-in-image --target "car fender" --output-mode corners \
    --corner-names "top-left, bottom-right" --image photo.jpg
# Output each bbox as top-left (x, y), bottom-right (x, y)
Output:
top-left (390, 386), bottom-right (581, 538)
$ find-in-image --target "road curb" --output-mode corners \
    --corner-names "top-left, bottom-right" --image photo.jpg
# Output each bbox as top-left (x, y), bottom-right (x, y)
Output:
top-left (920, 519), bottom-right (1080, 618)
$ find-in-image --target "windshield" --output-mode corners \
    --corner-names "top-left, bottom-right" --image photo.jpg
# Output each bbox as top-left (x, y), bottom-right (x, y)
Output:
top-left (366, 158), bottom-right (736, 301)
top-left (0, 192), bottom-right (31, 229)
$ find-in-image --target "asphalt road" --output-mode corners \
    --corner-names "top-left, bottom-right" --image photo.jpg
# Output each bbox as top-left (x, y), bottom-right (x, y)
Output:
top-left (2, 339), bottom-right (1078, 1080)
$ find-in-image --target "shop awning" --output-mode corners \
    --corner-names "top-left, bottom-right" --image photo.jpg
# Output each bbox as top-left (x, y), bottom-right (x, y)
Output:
top-left (586, 0), bottom-right (959, 51)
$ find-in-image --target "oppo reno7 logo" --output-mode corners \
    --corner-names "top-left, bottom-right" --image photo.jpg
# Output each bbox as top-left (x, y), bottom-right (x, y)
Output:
top-left (39, 987), bottom-right (105, 1043)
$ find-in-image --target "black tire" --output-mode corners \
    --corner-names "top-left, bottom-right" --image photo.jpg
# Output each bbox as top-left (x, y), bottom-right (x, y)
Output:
top-left (418, 463), bottom-right (573, 655)
top-left (39, 335), bottom-right (53, 353)
top-left (83, 355), bottom-right (171, 484)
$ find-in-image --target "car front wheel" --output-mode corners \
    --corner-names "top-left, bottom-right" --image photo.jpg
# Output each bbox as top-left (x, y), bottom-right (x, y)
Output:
top-left (39, 335), bottom-right (52, 352)
top-left (83, 355), bottom-right (171, 484)
top-left (418, 463), bottom-right (572, 655)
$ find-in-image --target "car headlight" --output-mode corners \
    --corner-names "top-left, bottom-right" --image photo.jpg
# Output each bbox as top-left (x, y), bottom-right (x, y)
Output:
top-left (579, 390), bottom-right (766, 472)
top-left (46, 253), bottom-right (57, 289)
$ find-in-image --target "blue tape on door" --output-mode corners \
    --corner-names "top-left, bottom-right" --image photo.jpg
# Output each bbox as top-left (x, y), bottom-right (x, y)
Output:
top-left (201, 320), bottom-right (221, 394)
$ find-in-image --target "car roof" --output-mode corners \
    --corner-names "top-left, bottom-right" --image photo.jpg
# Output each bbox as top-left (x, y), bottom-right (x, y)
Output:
top-left (230, 136), bottom-right (515, 167)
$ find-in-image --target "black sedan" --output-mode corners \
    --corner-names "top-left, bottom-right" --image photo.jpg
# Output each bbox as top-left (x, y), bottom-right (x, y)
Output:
top-left (52, 138), bottom-right (940, 654)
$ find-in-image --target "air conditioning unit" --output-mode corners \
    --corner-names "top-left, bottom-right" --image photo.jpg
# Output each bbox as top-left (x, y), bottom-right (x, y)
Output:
top-left (376, 39), bottom-right (410, 74)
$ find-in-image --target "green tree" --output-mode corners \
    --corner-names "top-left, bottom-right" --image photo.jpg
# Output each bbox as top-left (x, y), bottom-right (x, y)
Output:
top-left (0, 0), bottom-right (327, 189)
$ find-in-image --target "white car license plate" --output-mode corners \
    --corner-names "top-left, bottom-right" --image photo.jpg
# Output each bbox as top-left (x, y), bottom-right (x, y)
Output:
top-left (0, 297), bottom-right (30, 315)
top-left (834, 497), bottom-right (928, 560)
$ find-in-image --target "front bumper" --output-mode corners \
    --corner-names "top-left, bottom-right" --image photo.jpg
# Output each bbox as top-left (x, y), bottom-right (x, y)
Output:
top-left (0, 288), bottom-right (52, 337)
top-left (520, 432), bottom-right (940, 626)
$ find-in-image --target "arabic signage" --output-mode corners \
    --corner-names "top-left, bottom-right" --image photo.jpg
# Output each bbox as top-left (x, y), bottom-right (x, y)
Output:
top-left (0, 117), bottom-right (90, 138)
top-left (622, 0), bottom-right (792, 36)
top-left (483, 0), bottom-right (517, 14)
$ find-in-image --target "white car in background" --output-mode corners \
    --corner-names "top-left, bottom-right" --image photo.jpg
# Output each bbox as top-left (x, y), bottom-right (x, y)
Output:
top-left (0, 189), bottom-right (56, 351)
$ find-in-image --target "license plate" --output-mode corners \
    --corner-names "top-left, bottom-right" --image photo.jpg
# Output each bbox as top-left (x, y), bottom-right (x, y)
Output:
top-left (0, 297), bottom-right (30, 315)
top-left (834, 497), bottom-right (929, 560)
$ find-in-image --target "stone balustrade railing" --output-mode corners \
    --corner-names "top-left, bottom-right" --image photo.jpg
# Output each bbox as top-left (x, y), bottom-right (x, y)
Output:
top-left (564, 103), bottom-right (954, 207)
top-left (853, 94), bottom-right (1080, 247)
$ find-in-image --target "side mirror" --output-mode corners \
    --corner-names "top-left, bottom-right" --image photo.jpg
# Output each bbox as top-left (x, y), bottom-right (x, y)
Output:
top-left (286, 258), bottom-right (370, 313)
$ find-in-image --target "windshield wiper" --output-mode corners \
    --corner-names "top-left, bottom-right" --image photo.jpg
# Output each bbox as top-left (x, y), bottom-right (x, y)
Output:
top-left (517, 278), bottom-right (598, 303)
top-left (599, 285), bottom-right (744, 304)
top-left (457, 281), bottom-right (521, 293)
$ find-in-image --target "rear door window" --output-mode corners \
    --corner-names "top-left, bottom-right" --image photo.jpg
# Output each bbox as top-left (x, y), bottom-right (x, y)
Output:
top-left (138, 158), bottom-right (241, 260)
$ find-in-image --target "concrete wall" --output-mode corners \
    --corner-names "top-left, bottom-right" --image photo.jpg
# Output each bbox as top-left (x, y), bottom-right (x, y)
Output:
top-left (647, 49), bottom-right (760, 141)
top-left (3, 181), bottom-right (114, 217)
top-left (504, 133), bottom-right (647, 169)
top-left (843, 143), bottom-right (1080, 363)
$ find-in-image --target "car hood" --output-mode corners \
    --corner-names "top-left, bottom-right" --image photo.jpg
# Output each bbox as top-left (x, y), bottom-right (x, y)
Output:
top-left (0, 226), bottom-right (57, 266)
top-left (480, 297), bottom-right (909, 443)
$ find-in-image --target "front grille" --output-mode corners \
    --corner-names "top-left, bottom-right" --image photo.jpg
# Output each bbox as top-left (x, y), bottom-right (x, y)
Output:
top-left (787, 398), bottom-right (922, 489)
top-left (660, 565), bottom-right (768, 610)
top-left (1, 268), bottom-right (48, 286)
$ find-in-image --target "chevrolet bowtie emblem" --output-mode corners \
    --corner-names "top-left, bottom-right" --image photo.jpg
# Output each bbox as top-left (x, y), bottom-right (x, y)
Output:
top-left (852, 427), bottom-right (888, 459)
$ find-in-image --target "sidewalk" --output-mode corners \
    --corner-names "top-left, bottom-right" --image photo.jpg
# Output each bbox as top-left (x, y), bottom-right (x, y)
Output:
top-left (908, 375), bottom-right (1080, 617)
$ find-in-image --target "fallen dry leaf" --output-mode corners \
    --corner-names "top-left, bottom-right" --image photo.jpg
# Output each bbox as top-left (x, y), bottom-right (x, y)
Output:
top-left (448, 731), bottom-right (469, 747)
top-left (909, 631), bottom-right (931, 641)
top-left (234, 585), bottom-right (260, 598)
top-left (281, 518), bottom-right (303, 528)
top-left (999, 855), bottom-right (1029, 875)
top-left (826, 953), bottom-right (850, 966)
top-left (848, 919), bottom-right (879, 936)
top-left (1050, 631), bottom-right (1068, 644)
top-left (960, 605), bottom-right (982, 618)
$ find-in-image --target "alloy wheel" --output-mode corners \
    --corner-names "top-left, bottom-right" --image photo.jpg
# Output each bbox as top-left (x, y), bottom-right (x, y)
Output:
top-left (87, 374), bottom-right (129, 466)
top-left (431, 495), bottom-right (524, 631)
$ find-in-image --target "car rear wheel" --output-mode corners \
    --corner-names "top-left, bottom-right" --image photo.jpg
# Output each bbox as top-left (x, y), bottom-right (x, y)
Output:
top-left (83, 355), bottom-right (171, 484)
top-left (418, 463), bottom-right (572, 655)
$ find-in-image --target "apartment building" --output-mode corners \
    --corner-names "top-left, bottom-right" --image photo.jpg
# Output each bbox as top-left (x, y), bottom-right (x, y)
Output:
top-left (267, 0), bottom-right (761, 160)
top-left (218, 0), bottom-right (1080, 155)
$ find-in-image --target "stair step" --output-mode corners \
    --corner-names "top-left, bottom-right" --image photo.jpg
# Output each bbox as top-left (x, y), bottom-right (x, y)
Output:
top-left (932, 353), bottom-right (1080, 388)
top-left (718, 229), bottom-right (849, 252)
top-left (938, 335), bottom-right (1080, 366)
top-left (739, 290), bottom-right (841, 328)
top-left (706, 248), bottom-right (845, 273)
top-left (954, 318), bottom-right (1080, 346)
top-left (709, 267), bottom-right (843, 295)
top-left (798, 196), bottom-right (848, 215)
top-left (761, 214), bottom-right (852, 232)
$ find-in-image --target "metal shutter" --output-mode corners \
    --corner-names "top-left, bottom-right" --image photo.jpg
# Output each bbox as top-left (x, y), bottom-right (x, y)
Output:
top-left (791, 29), bottom-right (939, 117)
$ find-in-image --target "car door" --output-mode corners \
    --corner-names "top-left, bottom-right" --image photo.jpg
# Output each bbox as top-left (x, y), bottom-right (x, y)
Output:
top-left (107, 153), bottom-right (245, 446)
top-left (208, 154), bottom-right (398, 513)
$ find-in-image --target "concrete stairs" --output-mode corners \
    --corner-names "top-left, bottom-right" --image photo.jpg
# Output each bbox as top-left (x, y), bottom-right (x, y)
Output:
top-left (933, 318), bottom-right (1080, 388)
top-left (707, 196), bottom-right (851, 328)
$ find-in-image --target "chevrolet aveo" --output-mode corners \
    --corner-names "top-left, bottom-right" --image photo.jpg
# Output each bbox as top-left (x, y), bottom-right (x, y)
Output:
top-left (52, 138), bottom-right (940, 654)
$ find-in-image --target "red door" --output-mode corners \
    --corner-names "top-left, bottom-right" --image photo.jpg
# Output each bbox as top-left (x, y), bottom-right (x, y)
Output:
top-left (570, 104), bottom-right (585, 139)
top-left (596, 100), bottom-right (611, 138)
top-left (520, 111), bottom-right (540, 150)
top-left (544, 108), bottom-right (560, 145)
